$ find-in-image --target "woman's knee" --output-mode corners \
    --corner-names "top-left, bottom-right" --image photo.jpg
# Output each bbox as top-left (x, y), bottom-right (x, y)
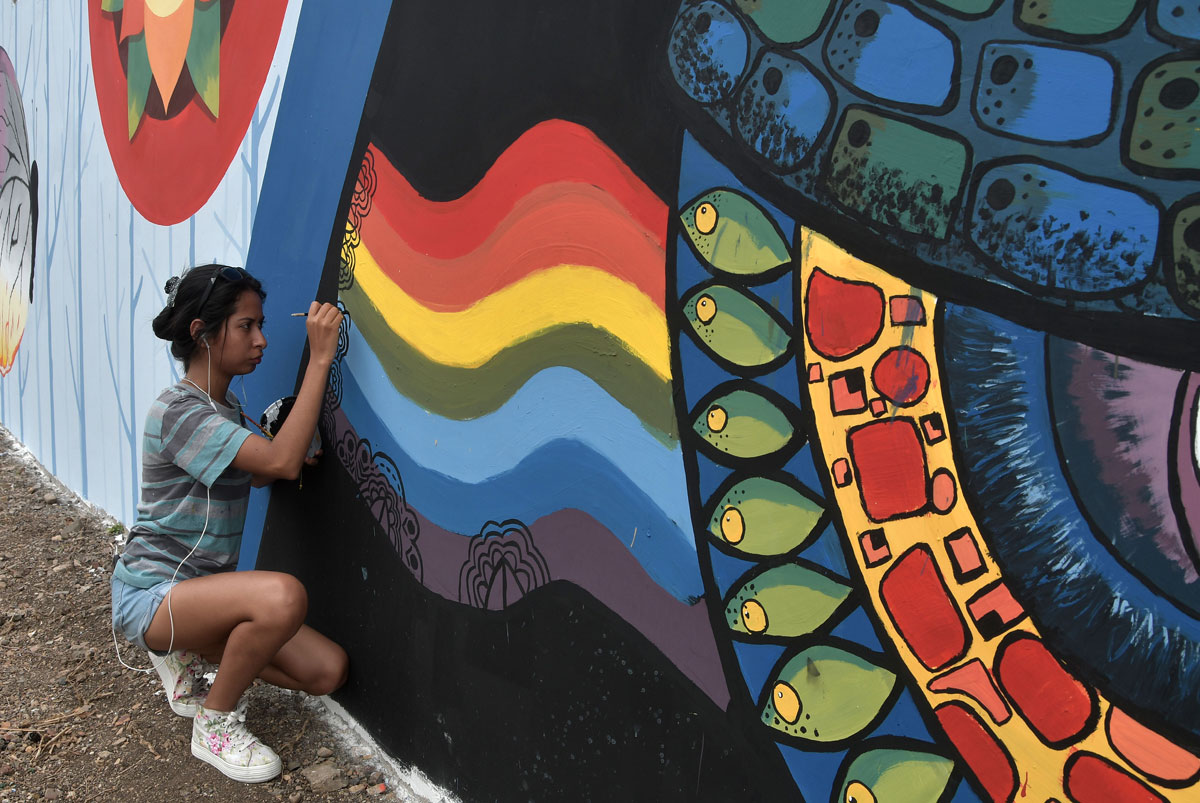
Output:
top-left (307, 645), bottom-right (349, 696)
top-left (258, 572), bottom-right (308, 627)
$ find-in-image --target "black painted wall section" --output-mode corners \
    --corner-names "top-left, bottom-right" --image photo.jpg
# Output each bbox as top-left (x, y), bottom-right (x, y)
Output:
top-left (260, 461), bottom-right (791, 802)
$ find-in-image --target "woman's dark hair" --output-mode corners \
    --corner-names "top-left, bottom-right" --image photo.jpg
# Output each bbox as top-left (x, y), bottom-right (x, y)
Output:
top-left (152, 264), bottom-right (265, 366)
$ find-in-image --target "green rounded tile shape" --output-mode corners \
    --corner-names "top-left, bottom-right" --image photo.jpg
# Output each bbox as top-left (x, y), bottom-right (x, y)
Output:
top-left (1017, 0), bottom-right (1138, 36)
top-left (680, 188), bottom-right (791, 277)
top-left (733, 0), bottom-right (832, 44)
top-left (692, 388), bottom-right (795, 459)
top-left (824, 109), bottom-right (966, 240)
top-left (725, 562), bottom-right (851, 638)
top-left (683, 284), bottom-right (791, 367)
top-left (836, 748), bottom-right (956, 803)
top-left (762, 644), bottom-right (896, 743)
top-left (1170, 201), bottom-right (1200, 316)
top-left (705, 476), bottom-right (824, 556)
top-left (1128, 59), bottom-right (1200, 176)
top-left (916, 0), bottom-right (1000, 15)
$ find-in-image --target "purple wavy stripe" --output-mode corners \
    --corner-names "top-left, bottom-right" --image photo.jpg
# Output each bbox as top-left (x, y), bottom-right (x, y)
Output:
top-left (326, 402), bottom-right (731, 708)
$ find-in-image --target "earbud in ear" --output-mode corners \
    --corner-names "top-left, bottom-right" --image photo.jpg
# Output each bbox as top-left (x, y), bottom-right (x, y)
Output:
top-left (200, 334), bottom-right (210, 348)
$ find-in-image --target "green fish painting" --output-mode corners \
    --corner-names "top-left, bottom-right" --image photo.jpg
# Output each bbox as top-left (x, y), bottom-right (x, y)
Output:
top-left (680, 188), bottom-right (791, 277)
top-left (692, 387), bottom-right (796, 460)
top-left (705, 475), bottom-right (825, 556)
top-left (683, 283), bottom-right (792, 368)
top-left (725, 561), bottom-right (852, 638)
top-left (762, 644), bottom-right (897, 743)
top-left (836, 748), bottom-right (956, 803)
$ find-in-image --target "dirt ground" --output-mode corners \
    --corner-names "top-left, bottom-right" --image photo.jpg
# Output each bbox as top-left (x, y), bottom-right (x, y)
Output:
top-left (0, 427), bottom-right (419, 803)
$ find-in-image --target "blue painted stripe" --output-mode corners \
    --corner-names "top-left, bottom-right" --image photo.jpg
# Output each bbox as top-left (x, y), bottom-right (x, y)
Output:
top-left (239, 0), bottom-right (393, 569)
top-left (339, 368), bottom-right (704, 602)
top-left (344, 322), bottom-right (694, 530)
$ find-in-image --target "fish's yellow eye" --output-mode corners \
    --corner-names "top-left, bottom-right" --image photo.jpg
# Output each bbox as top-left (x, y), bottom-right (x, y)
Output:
top-left (706, 405), bottom-right (728, 433)
top-left (845, 781), bottom-right (875, 803)
top-left (741, 599), bottom-right (767, 633)
top-left (772, 681), bottom-right (800, 723)
top-left (694, 202), bottom-right (718, 235)
top-left (720, 506), bottom-right (744, 544)
top-left (694, 294), bottom-right (717, 324)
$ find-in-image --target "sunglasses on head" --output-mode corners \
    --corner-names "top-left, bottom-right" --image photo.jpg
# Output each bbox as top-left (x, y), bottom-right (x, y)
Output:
top-left (195, 266), bottom-right (249, 316)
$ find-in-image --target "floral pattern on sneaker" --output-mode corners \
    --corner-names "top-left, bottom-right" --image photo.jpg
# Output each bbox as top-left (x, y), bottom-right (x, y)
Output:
top-left (191, 701), bottom-right (281, 783)
top-left (149, 649), bottom-right (209, 717)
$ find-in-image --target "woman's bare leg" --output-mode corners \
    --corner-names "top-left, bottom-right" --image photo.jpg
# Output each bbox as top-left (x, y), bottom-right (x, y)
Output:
top-left (197, 624), bottom-right (348, 696)
top-left (142, 570), bottom-right (333, 711)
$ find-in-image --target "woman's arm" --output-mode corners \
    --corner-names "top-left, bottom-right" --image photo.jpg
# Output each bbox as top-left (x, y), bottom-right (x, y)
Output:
top-left (232, 302), bottom-right (343, 482)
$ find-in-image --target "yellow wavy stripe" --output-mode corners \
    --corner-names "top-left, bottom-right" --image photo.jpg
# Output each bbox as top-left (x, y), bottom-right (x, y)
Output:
top-left (352, 239), bottom-right (671, 380)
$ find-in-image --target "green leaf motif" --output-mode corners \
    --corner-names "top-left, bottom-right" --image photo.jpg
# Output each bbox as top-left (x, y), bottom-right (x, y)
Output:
top-left (186, 0), bottom-right (221, 118)
top-left (100, 0), bottom-right (124, 12)
top-left (126, 33), bottom-right (152, 139)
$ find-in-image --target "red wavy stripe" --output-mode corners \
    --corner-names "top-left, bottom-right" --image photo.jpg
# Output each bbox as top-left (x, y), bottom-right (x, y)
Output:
top-left (364, 119), bottom-right (668, 259)
top-left (359, 179), bottom-right (667, 311)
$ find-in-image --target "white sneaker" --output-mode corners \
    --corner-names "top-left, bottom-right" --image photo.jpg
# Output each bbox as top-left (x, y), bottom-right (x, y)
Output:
top-left (191, 701), bottom-right (281, 783)
top-left (148, 649), bottom-right (208, 717)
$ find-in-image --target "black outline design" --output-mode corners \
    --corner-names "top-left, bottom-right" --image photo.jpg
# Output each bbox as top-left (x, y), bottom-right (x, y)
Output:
top-left (829, 735), bottom-right (962, 803)
top-left (678, 186), bottom-right (794, 286)
top-left (721, 557), bottom-right (857, 644)
top-left (457, 519), bottom-right (550, 610)
top-left (700, 469), bottom-right (830, 560)
top-left (964, 579), bottom-right (1027, 640)
top-left (733, 48), bottom-right (837, 175)
top-left (687, 379), bottom-right (805, 467)
top-left (846, 417), bottom-right (931, 523)
top-left (1121, 54), bottom-right (1200, 181)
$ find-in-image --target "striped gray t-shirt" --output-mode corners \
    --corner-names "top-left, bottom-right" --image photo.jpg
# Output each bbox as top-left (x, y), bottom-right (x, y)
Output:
top-left (113, 383), bottom-right (252, 589)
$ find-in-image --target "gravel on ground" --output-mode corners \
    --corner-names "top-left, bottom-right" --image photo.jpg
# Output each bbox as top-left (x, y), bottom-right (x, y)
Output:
top-left (0, 426), bottom-right (422, 802)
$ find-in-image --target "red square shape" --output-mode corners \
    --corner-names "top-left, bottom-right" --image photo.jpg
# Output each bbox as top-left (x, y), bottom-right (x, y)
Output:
top-left (890, 296), bottom-right (926, 325)
top-left (946, 527), bottom-right (985, 581)
top-left (870, 398), bottom-right (887, 417)
top-left (808, 363), bottom-right (823, 383)
top-left (848, 419), bottom-right (929, 522)
top-left (832, 457), bottom-right (853, 487)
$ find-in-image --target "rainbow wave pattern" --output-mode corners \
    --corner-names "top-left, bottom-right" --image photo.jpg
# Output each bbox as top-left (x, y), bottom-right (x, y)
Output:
top-left (336, 119), bottom-right (703, 606)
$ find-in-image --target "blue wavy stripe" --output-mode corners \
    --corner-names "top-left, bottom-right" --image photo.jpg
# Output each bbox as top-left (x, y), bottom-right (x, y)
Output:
top-left (338, 366), bottom-right (704, 603)
top-left (344, 322), bottom-right (693, 533)
top-left (942, 304), bottom-right (1200, 741)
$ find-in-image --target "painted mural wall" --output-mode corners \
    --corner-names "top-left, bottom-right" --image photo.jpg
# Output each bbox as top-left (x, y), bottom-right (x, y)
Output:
top-left (2, 1), bottom-right (1199, 801)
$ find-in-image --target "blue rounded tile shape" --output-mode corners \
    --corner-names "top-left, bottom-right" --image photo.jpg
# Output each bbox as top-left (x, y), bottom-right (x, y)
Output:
top-left (1152, 0), bottom-right (1200, 43)
top-left (823, 0), bottom-right (957, 110)
top-left (669, 0), bottom-right (752, 105)
top-left (735, 51), bottom-right (834, 172)
top-left (974, 43), bottom-right (1115, 144)
top-left (969, 162), bottom-right (1159, 296)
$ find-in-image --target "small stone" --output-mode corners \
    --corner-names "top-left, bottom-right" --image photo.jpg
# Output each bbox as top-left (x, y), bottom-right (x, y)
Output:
top-left (288, 794), bottom-right (302, 803)
top-left (366, 784), bottom-right (387, 797)
top-left (0, 764), bottom-right (11, 775)
top-left (96, 751), bottom-right (111, 760)
top-left (316, 746), bottom-right (333, 758)
top-left (301, 761), bottom-right (346, 793)
top-left (50, 535), bottom-right (62, 542)
top-left (42, 493), bottom-right (57, 503)
top-left (348, 785), bottom-right (366, 794)
top-left (287, 758), bottom-right (301, 771)
top-left (43, 789), bottom-right (62, 801)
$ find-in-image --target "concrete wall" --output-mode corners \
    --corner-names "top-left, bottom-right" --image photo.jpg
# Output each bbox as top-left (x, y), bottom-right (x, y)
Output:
top-left (1, 2), bottom-right (1198, 801)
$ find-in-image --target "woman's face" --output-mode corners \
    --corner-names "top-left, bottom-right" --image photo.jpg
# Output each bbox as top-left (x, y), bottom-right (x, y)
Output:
top-left (208, 289), bottom-right (267, 376)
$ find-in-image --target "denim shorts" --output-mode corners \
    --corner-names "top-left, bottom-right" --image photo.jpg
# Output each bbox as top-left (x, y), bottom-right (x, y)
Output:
top-left (110, 574), bottom-right (177, 651)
